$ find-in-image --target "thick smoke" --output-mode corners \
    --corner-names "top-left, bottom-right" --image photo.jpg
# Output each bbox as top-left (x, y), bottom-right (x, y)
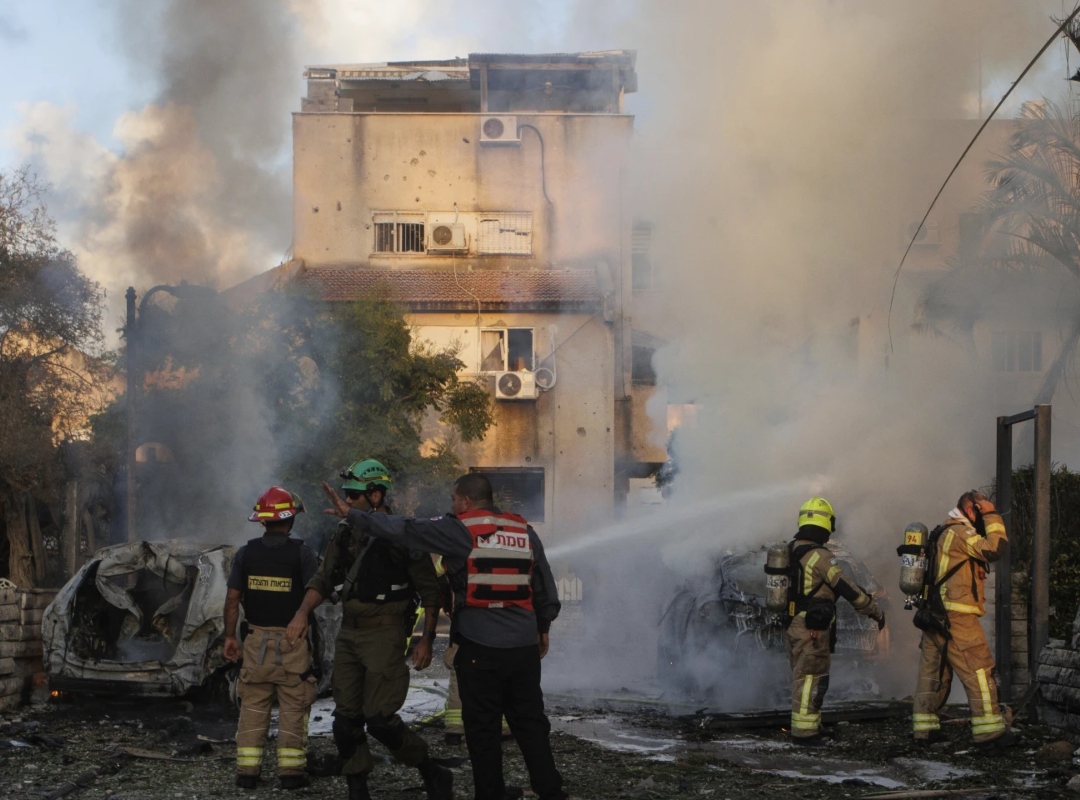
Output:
top-left (11, 0), bottom-right (297, 308)
top-left (542, 1), bottom-right (1075, 704)
top-left (4, 0), bottom-right (1073, 704)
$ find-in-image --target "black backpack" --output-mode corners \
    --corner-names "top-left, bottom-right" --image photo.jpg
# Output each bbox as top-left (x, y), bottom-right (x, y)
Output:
top-left (912, 523), bottom-right (974, 639)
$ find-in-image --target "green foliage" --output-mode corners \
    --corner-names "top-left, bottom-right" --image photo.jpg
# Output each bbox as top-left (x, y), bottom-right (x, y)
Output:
top-left (117, 287), bottom-right (494, 540)
top-left (1006, 463), bottom-right (1080, 639)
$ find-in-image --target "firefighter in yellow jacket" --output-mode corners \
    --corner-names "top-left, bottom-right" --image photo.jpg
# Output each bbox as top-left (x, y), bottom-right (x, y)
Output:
top-left (912, 491), bottom-right (1013, 749)
top-left (786, 497), bottom-right (884, 745)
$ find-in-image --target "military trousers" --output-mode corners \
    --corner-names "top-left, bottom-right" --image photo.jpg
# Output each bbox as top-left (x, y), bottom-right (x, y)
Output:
top-left (235, 625), bottom-right (316, 777)
top-left (786, 615), bottom-right (831, 738)
top-left (331, 619), bottom-right (429, 776)
top-left (913, 612), bottom-right (1006, 742)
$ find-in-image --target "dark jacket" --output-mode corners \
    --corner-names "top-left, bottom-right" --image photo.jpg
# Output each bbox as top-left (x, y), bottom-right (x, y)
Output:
top-left (344, 507), bottom-right (561, 649)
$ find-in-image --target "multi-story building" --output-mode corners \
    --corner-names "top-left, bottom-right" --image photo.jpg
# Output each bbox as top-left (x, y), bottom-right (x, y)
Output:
top-left (264, 51), bottom-right (669, 545)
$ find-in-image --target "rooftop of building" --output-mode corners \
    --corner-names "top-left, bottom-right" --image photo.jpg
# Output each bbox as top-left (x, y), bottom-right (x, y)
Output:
top-left (301, 51), bottom-right (637, 114)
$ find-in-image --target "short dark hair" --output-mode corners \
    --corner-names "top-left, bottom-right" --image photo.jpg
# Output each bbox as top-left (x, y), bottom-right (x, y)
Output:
top-left (454, 473), bottom-right (494, 505)
top-left (957, 490), bottom-right (983, 510)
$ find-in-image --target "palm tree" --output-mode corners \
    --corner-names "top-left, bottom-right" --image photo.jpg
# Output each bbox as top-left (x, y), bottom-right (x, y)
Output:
top-left (916, 99), bottom-right (1080, 404)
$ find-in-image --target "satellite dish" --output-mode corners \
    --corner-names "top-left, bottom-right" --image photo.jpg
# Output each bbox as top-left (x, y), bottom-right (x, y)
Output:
top-left (534, 367), bottom-right (556, 391)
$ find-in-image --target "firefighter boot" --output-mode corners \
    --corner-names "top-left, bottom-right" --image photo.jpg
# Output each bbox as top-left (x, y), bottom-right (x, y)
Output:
top-left (346, 774), bottom-right (372, 800)
top-left (418, 757), bottom-right (454, 800)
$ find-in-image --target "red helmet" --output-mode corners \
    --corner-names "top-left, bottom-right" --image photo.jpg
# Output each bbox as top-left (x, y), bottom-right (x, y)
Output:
top-left (249, 486), bottom-right (305, 522)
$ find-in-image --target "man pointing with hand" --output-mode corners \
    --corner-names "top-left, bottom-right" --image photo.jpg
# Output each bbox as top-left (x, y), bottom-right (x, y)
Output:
top-left (285, 459), bottom-right (450, 800)
top-left (322, 471), bottom-right (568, 800)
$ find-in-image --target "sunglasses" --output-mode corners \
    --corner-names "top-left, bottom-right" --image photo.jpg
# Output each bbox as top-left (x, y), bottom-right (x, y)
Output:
top-left (344, 489), bottom-right (364, 501)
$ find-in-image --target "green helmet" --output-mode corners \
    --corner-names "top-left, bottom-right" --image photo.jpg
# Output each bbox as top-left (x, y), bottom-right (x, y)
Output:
top-left (340, 458), bottom-right (392, 493)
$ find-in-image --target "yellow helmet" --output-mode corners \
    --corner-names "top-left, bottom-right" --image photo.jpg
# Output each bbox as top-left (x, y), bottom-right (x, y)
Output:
top-left (799, 497), bottom-right (836, 533)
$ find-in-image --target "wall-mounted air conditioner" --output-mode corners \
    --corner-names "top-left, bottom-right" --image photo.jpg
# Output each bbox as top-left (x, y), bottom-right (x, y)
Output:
top-left (480, 115), bottom-right (520, 146)
top-left (427, 222), bottom-right (468, 253)
top-left (495, 370), bottom-right (539, 401)
top-left (905, 221), bottom-right (940, 247)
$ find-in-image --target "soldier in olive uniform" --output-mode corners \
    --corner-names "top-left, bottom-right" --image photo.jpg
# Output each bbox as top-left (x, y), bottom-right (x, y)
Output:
top-left (286, 459), bottom-right (451, 800)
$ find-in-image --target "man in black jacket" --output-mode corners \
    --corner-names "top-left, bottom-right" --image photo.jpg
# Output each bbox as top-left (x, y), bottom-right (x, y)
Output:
top-left (322, 472), bottom-right (567, 800)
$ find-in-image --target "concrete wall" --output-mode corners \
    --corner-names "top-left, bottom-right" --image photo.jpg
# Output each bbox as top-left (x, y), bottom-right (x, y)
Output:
top-left (413, 312), bottom-right (614, 547)
top-left (293, 112), bottom-right (632, 271)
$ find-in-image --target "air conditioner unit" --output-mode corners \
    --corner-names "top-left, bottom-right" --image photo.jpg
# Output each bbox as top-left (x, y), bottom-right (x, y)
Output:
top-left (905, 221), bottom-right (941, 246)
top-left (480, 115), bottom-right (520, 145)
top-left (427, 222), bottom-right (468, 253)
top-left (495, 370), bottom-right (539, 401)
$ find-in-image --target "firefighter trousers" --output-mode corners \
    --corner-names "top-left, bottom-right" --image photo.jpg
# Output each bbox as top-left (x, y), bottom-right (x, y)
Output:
top-left (786, 615), bottom-right (831, 738)
top-left (331, 620), bottom-right (429, 776)
top-left (913, 613), bottom-right (1006, 742)
top-left (235, 626), bottom-right (317, 777)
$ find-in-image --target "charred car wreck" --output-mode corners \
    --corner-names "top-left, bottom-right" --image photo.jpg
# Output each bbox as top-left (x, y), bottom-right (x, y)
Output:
top-left (658, 540), bottom-right (889, 699)
top-left (43, 541), bottom-right (338, 698)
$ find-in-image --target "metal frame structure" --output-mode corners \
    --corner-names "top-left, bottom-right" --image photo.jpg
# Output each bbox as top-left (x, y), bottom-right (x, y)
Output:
top-left (995, 404), bottom-right (1051, 703)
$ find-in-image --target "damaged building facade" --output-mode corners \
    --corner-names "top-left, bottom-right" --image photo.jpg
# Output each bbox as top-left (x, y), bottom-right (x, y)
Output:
top-left (266, 51), bottom-right (667, 545)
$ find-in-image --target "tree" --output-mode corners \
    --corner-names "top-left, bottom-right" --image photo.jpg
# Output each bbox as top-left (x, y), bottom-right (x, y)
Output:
top-left (0, 166), bottom-right (108, 586)
top-left (916, 100), bottom-right (1080, 403)
top-left (119, 287), bottom-right (493, 545)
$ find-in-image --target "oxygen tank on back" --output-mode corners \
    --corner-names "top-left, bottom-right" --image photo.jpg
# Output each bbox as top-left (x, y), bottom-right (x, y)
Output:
top-left (897, 522), bottom-right (928, 610)
top-left (764, 543), bottom-right (791, 613)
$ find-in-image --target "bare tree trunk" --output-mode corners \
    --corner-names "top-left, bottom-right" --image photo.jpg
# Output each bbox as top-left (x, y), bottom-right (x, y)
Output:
top-left (4, 491), bottom-right (34, 588)
top-left (27, 495), bottom-right (46, 585)
top-left (61, 480), bottom-right (78, 580)
top-left (81, 509), bottom-right (96, 557)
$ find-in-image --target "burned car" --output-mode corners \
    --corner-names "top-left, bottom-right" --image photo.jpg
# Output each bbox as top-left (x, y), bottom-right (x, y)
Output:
top-left (657, 539), bottom-right (889, 700)
top-left (43, 541), bottom-right (339, 698)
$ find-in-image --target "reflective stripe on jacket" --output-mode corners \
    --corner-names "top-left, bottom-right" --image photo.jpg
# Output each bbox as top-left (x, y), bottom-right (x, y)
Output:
top-left (459, 509), bottom-right (535, 611)
top-left (935, 512), bottom-right (1006, 616)
top-left (791, 540), bottom-right (877, 618)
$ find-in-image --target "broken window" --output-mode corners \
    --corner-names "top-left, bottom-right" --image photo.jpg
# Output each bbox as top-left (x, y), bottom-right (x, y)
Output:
top-left (469, 467), bottom-right (545, 522)
top-left (477, 212), bottom-right (533, 255)
top-left (632, 222), bottom-right (655, 291)
top-left (373, 212), bottom-right (425, 253)
top-left (991, 330), bottom-right (1042, 373)
top-left (480, 328), bottom-right (534, 371)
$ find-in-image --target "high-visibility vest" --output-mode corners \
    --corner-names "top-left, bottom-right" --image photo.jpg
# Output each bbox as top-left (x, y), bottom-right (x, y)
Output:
top-left (458, 509), bottom-right (534, 611)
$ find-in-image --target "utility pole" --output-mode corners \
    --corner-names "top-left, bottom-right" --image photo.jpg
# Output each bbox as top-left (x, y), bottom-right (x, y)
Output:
top-left (125, 287), bottom-right (137, 543)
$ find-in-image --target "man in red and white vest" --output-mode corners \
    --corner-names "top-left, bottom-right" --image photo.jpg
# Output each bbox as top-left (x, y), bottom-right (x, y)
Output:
top-left (322, 472), bottom-right (566, 800)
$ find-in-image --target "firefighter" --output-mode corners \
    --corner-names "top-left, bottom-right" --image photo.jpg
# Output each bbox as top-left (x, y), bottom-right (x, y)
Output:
top-left (320, 472), bottom-right (566, 800)
top-left (285, 459), bottom-right (451, 800)
top-left (223, 486), bottom-right (319, 790)
top-left (912, 491), bottom-right (1013, 749)
top-left (786, 497), bottom-right (885, 745)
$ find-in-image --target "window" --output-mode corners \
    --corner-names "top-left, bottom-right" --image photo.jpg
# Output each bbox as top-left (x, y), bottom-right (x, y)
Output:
top-left (477, 212), bottom-right (533, 255)
top-left (469, 467), bottom-right (545, 522)
top-left (632, 345), bottom-right (657, 385)
top-left (632, 222), bottom-right (655, 291)
top-left (480, 328), bottom-right (534, 372)
top-left (991, 331), bottom-right (1042, 373)
top-left (373, 212), bottom-right (425, 253)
